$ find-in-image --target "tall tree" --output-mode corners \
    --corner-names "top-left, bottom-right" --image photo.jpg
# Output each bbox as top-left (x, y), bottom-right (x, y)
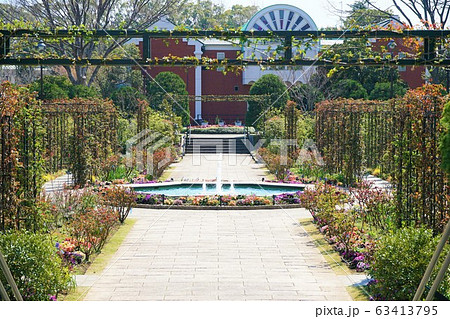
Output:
top-left (170, 0), bottom-right (224, 29)
top-left (220, 5), bottom-right (259, 29)
top-left (169, 1), bottom-right (258, 29)
top-left (321, 2), bottom-right (404, 97)
top-left (146, 72), bottom-right (190, 125)
top-left (0, 0), bottom-right (182, 86)
top-left (367, 0), bottom-right (450, 28)
top-left (246, 74), bottom-right (288, 127)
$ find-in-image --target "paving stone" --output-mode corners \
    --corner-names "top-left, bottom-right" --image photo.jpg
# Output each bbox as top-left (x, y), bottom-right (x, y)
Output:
top-left (83, 207), bottom-right (353, 301)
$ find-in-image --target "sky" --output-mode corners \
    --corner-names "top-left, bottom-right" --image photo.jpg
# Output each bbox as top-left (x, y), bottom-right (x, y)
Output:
top-left (215, 0), bottom-right (405, 28)
top-left (0, 0), bottom-right (419, 29)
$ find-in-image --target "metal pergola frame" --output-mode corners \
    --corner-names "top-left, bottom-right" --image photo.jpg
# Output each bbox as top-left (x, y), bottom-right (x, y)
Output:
top-left (1, 28), bottom-right (449, 301)
top-left (0, 29), bottom-right (449, 67)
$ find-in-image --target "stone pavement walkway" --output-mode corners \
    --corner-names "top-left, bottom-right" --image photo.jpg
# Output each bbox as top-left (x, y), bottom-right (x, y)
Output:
top-left (42, 173), bottom-right (73, 193)
top-left (167, 154), bottom-right (269, 182)
top-left (82, 208), bottom-right (354, 301)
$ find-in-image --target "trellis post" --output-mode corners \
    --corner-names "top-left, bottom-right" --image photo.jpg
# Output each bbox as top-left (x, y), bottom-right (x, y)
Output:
top-left (142, 32), bottom-right (151, 61)
top-left (0, 36), bottom-right (10, 58)
top-left (284, 35), bottom-right (292, 60)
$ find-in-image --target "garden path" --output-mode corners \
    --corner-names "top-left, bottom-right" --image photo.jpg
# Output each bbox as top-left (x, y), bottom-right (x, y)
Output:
top-left (42, 173), bottom-right (73, 193)
top-left (81, 208), bottom-right (355, 301)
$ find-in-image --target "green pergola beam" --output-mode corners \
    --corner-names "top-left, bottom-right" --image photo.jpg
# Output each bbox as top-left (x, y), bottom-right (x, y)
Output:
top-left (1, 29), bottom-right (450, 39)
top-left (1, 57), bottom-right (449, 67)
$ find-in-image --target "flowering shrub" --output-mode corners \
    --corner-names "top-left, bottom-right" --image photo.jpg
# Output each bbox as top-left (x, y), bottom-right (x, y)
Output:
top-left (350, 181), bottom-right (395, 231)
top-left (46, 187), bottom-right (99, 221)
top-left (56, 238), bottom-right (85, 270)
top-left (67, 207), bottom-right (117, 261)
top-left (100, 186), bottom-right (136, 223)
top-left (258, 147), bottom-right (293, 180)
top-left (300, 182), bottom-right (376, 272)
top-left (131, 175), bottom-right (160, 184)
top-left (187, 125), bottom-right (254, 134)
top-left (136, 194), bottom-right (164, 205)
top-left (274, 191), bottom-right (303, 204)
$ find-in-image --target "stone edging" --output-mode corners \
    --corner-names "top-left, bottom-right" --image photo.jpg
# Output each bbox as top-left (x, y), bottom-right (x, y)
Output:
top-left (135, 204), bottom-right (304, 210)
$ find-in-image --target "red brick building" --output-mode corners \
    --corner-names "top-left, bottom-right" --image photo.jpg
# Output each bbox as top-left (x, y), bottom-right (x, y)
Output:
top-left (139, 5), bottom-right (319, 125)
top-left (370, 18), bottom-right (425, 89)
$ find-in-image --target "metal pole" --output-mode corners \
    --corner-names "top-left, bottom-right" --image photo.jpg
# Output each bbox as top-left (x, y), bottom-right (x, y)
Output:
top-left (390, 67), bottom-right (394, 99)
top-left (446, 69), bottom-right (449, 93)
top-left (40, 65), bottom-right (43, 100)
top-left (0, 279), bottom-right (10, 301)
top-left (426, 250), bottom-right (450, 300)
top-left (0, 250), bottom-right (23, 301)
top-left (413, 220), bottom-right (450, 300)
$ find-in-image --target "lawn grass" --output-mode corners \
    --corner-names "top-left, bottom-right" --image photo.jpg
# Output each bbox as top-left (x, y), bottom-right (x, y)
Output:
top-left (299, 218), bottom-right (352, 276)
top-left (158, 165), bottom-right (174, 182)
top-left (60, 286), bottom-right (91, 301)
top-left (346, 286), bottom-right (370, 301)
top-left (86, 218), bottom-right (137, 275)
top-left (59, 218), bottom-right (137, 301)
top-left (299, 218), bottom-right (371, 301)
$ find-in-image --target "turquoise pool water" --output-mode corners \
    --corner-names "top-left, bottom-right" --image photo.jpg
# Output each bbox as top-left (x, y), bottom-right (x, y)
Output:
top-left (133, 183), bottom-right (304, 196)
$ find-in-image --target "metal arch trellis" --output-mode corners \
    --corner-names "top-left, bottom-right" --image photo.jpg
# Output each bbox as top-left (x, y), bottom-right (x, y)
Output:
top-left (41, 99), bottom-right (118, 186)
top-left (0, 29), bottom-right (450, 67)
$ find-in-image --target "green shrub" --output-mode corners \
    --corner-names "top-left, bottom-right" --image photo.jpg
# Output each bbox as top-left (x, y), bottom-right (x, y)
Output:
top-left (331, 79), bottom-right (368, 99)
top-left (440, 100), bottom-right (450, 174)
top-left (118, 117), bottom-right (137, 153)
top-left (147, 72), bottom-right (190, 126)
top-left (0, 231), bottom-right (74, 300)
top-left (264, 116), bottom-right (285, 142)
top-left (101, 186), bottom-right (136, 224)
top-left (296, 114), bottom-right (315, 147)
top-left (110, 86), bottom-right (146, 117)
top-left (246, 74), bottom-right (288, 127)
top-left (68, 85), bottom-right (101, 99)
top-left (369, 81), bottom-right (407, 100)
top-left (368, 227), bottom-right (450, 300)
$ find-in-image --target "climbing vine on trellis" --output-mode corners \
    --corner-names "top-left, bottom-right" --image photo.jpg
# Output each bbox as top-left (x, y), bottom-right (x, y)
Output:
top-left (316, 85), bottom-right (449, 232)
top-left (41, 98), bottom-right (118, 186)
top-left (0, 82), bottom-right (43, 231)
top-left (284, 100), bottom-right (298, 158)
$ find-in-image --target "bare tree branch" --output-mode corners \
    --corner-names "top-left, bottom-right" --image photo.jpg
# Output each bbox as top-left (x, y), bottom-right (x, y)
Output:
top-left (1, 0), bottom-right (183, 85)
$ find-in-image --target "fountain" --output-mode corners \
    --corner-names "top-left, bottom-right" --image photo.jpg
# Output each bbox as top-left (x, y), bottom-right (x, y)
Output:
top-left (216, 156), bottom-right (223, 194)
top-left (202, 180), bottom-right (207, 194)
top-left (216, 177), bottom-right (222, 194)
top-left (230, 181), bottom-right (236, 194)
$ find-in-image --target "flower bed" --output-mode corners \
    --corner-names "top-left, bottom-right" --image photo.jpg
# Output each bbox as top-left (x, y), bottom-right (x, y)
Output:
top-left (264, 170), bottom-right (344, 186)
top-left (185, 125), bottom-right (255, 134)
top-left (301, 182), bottom-right (380, 273)
top-left (135, 192), bottom-right (304, 207)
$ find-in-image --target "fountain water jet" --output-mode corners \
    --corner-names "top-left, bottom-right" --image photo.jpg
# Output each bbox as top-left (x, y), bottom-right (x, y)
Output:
top-left (230, 181), bottom-right (236, 194)
top-left (202, 180), bottom-right (207, 194)
top-left (216, 155), bottom-right (223, 194)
